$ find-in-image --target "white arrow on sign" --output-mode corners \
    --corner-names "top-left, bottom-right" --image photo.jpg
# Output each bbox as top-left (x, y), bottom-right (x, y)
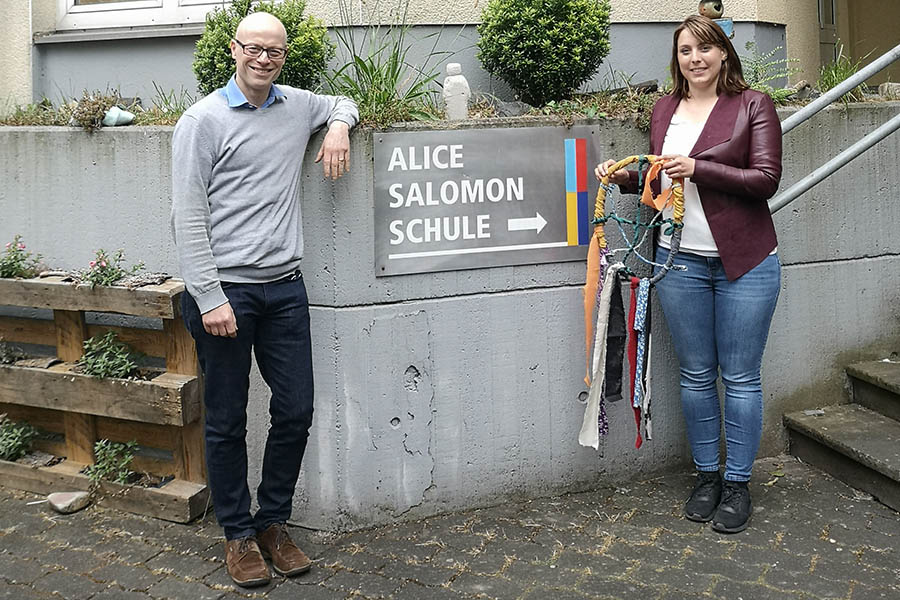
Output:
top-left (507, 212), bottom-right (547, 234)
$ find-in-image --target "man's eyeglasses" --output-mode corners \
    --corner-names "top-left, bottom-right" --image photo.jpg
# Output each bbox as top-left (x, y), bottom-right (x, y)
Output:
top-left (233, 38), bottom-right (287, 60)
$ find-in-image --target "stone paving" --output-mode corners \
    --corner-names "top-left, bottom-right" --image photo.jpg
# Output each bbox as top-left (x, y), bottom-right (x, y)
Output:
top-left (1, 455), bottom-right (898, 600)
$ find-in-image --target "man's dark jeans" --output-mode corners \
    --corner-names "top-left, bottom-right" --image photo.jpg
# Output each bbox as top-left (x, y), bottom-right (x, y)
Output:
top-left (182, 273), bottom-right (314, 540)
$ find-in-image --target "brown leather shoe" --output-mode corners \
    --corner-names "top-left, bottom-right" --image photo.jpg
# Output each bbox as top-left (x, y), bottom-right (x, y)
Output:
top-left (257, 523), bottom-right (311, 576)
top-left (224, 536), bottom-right (270, 588)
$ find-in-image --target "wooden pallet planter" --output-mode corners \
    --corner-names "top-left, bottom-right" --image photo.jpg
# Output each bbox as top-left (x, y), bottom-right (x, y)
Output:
top-left (0, 276), bottom-right (208, 523)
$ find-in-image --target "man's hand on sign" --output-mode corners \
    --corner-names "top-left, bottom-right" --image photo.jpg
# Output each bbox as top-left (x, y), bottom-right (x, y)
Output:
top-left (316, 121), bottom-right (351, 180)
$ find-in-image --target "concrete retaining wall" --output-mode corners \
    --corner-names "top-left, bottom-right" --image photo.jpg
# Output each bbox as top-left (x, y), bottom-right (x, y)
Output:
top-left (1, 102), bottom-right (899, 530)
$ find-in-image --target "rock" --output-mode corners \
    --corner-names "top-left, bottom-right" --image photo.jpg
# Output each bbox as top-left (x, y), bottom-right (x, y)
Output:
top-left (787, 80), bottom-right (812, 101)
top-left (878, 82), bottom-right (900, 100)
top-left (495, 99), bottom-right (533, 117)
top-left (47, 491), bottom-right (91, 514)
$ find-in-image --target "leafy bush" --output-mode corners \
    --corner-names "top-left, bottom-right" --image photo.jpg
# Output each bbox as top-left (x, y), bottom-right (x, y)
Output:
top-left (819, 42), bottom-right (867, 105)
top-left (0, 235), bottom-right (43, 278)
top-left (76, 331), bottom-right (140, 379)
top-left (324, 0), bottom-right (445, 125)
top-left (84, 439), bottom-right (138, 485)
top-left (82, 249), bottom-right (144, 288)
top-left (740, 42), bottom-right (800, 105)
top-left (477, 0), bottom-right (611, 106)
top-left (0, 416), bottom-right (38, 462)
top-left (193, 0), bottom-right (335, 96)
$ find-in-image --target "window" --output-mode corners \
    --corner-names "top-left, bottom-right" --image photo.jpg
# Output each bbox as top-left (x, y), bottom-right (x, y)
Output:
top-left (57, 0), bottom-right (228, 30)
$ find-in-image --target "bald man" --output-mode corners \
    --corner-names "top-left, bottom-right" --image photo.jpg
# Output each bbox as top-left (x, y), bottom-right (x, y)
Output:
top-left (171, 11), bottom-right (358, 588)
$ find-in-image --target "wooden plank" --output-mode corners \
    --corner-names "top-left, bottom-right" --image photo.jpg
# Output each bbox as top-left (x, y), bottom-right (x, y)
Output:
top-left (0, 277), bottom-right (184, 319)
top-left (0, 406), bottom-right (179, 453)
top-left (0, 363), bottom-right (200, 426)
top-left (0, 403), bottom-right (64, 433)
top-left (163, 317), bottom-right (206, 483)
top-left (0, 459), bottom-right (209, 523)
top-left (92, 325), bottom-right (167, 359)
top-left (8, 437), bottom-right (173, 477)
top-left (64, 413), bottom-right (96, 463)
top-left (0, 317), bottom-right (168, 358)
top-left (0, 316), bottom-right (57, 346)
top-left (163, 318), bottom-right (197, 375)
top-left (52, 310), bottom-right (95, 463)
top-left (96, 417), bottom-right (178, 451)
top-left (53, 309), bottom-right (86, 361)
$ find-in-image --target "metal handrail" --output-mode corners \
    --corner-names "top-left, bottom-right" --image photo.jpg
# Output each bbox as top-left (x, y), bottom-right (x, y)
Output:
top-left (769, 42), bottom-right (900, 214)
top-left (781, 42), bottom-right (900, 134)
top-left (769, 112), bottom-right (900, 214)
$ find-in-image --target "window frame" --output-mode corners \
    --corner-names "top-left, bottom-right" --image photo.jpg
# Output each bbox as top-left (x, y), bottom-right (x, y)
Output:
top-left (56, 0), bottom-right (228, 30)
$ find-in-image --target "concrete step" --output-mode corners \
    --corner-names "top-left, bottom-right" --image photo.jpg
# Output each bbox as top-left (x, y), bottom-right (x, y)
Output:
top-left (784, 404), bottom-right (900, 511)
top-left (847, 360), bottom-right (900, 422)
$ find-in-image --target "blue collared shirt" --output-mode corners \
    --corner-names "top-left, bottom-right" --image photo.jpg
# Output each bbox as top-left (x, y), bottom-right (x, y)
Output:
top-left (220, 75), bottom-right (286, 110)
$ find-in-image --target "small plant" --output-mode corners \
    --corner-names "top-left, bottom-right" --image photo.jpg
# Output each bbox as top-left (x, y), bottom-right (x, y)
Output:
top-left (0, 97), bottom-right (73, 126)
top-left (0, 235), bottom-right (43, 279)
top-left (193, 0), bottom-right (335, 96)
top-left (324, 0), bottom-right (446, 125)
top-left (132, 83), bottom-right (196, 126)
top-left (818, 42), bottom-right (868, 105)
top-left (82, 249), bottom-right (144, 288)
top-left (0, 415), bottom-right (39, 462)
top-left (534, 71), bottom-right (662, 131)
top-left (84, 439), bottom-right (139, 485)
top-left (477, 0), bottom-right (611, 107)
top-left (740, 42), bottom-right (800, 105)
top-left (71, 90), bottom-right (119, 132)
top-left (76, 331), bottom-right (141, 379)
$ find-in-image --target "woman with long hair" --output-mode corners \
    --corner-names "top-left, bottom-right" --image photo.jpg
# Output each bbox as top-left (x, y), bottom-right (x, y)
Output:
top-left (596, 14), bottom-right (782, 533)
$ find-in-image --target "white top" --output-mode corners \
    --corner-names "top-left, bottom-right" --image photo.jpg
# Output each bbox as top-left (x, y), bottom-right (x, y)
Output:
top-left (657, 113), bottom-right (719, 256)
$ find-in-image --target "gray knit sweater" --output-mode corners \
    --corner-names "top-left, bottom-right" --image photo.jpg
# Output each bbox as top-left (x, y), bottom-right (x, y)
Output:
top-left (171, 85), bottom-right (358, 313)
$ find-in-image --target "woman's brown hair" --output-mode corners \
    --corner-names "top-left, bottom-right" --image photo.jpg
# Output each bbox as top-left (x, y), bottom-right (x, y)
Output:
top-left (670, 14), bottom-right (748, 99)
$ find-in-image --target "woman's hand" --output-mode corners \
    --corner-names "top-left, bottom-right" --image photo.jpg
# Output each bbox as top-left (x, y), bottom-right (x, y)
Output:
top-left (594, 160), bottom-right (629, 186)
top-left (661, 154), bottom-right (696, 179)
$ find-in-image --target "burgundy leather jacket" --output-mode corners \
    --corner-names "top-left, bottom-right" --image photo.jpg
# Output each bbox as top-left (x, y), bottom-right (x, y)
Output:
top-left (624, 89), bottom-right (783, 281)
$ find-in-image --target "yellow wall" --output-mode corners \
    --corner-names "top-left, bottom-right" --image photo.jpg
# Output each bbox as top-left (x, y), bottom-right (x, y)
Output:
top-left (842, 0), bottom-right (900, 85)
top-left (1, 0), bottom-right (33, 111)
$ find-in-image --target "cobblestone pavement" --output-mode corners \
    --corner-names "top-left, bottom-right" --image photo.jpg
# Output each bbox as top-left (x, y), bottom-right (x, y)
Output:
top-left (1, 456), bottom-right (898, 600)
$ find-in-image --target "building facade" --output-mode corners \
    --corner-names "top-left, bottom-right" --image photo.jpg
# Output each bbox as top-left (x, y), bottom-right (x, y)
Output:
top-left (6, 0), bottom-right (895, 113)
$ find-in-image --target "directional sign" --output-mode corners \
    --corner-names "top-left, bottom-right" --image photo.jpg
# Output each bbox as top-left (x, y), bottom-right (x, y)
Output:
top-left (374, 126), bottom-right (603, 276)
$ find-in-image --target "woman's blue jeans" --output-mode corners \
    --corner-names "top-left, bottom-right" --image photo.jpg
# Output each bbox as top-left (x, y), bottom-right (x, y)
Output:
top-left (181, 273), bottom-right (314, 540)
top-left (653, 247), bottom-right (780, 482)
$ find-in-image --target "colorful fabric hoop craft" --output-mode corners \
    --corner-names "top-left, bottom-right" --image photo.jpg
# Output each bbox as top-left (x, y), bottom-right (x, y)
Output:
top-left (580, 155), bottom-right (685, 450)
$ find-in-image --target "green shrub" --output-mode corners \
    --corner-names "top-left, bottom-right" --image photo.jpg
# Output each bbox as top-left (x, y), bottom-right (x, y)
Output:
top-left (477, 0), bottom-right (611, 106)
top-left (193, 0), bottom-right (335, 96)
top-left (76, 331), bottom-right (140, 379)
top-left (0, 416), bottom-right (38, 462)
top-left (84, 440), bottom-right (138, 485)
